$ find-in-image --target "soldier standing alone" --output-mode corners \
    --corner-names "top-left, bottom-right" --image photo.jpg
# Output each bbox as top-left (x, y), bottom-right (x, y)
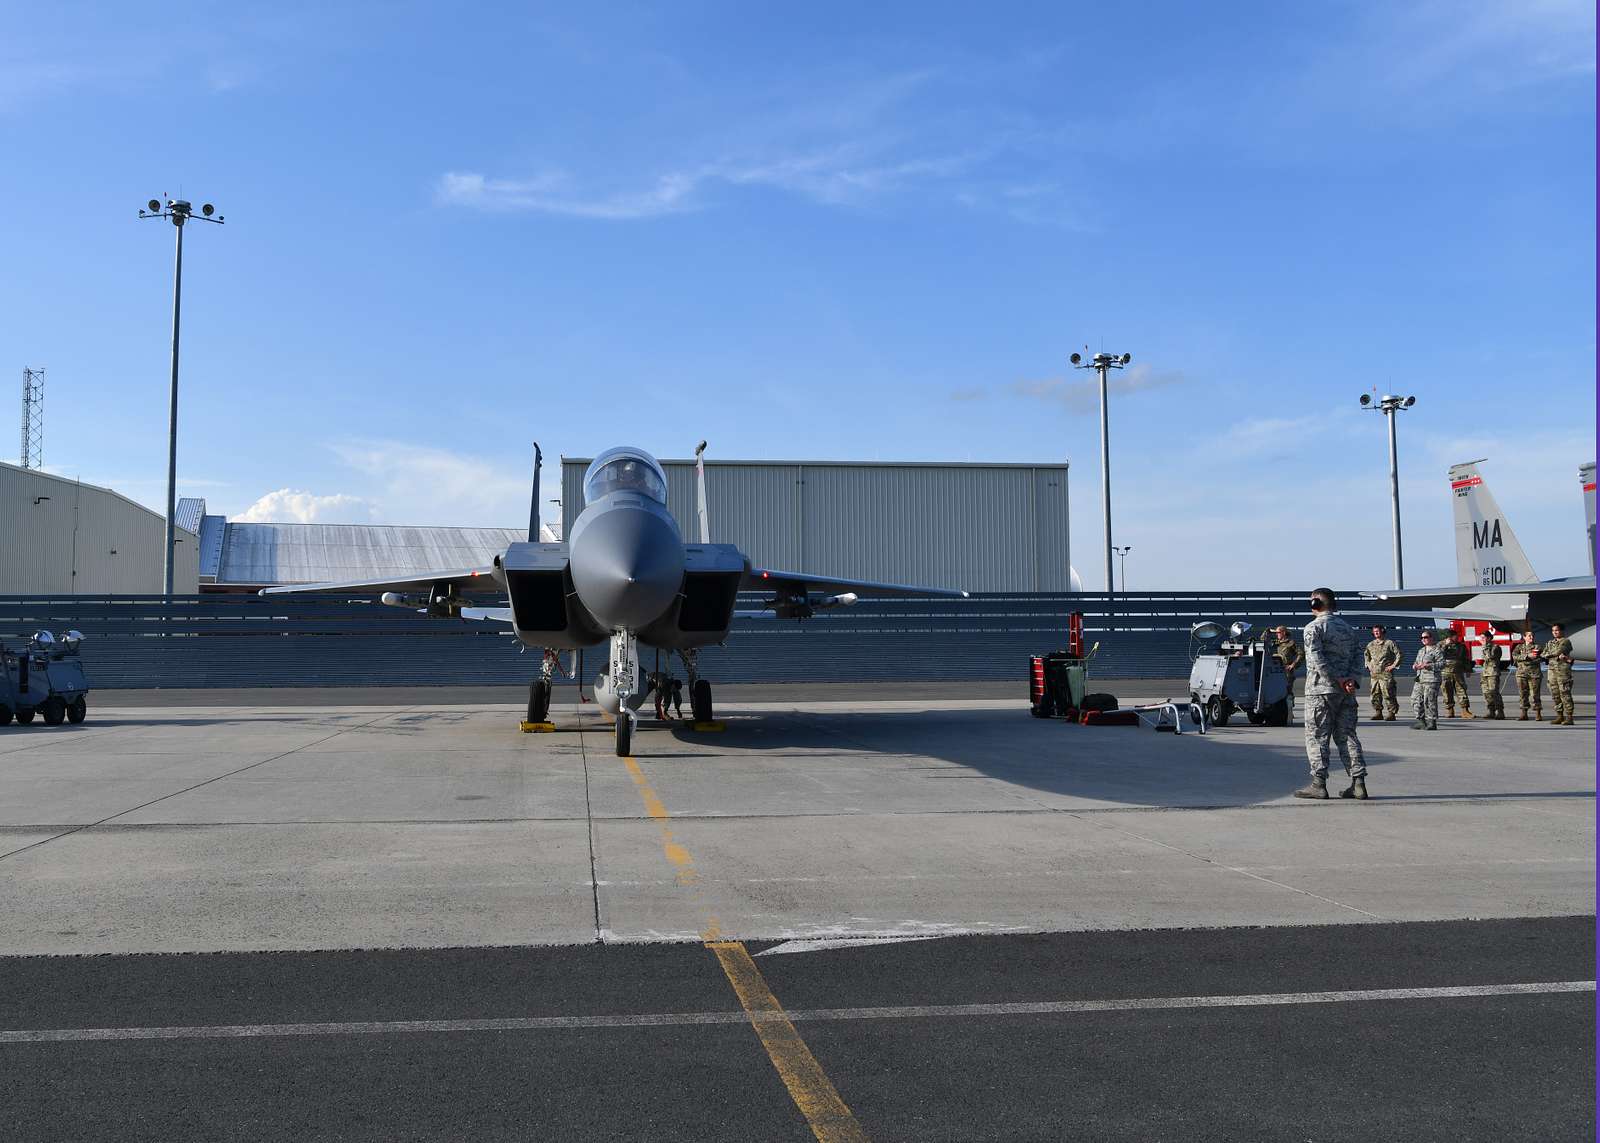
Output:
top-left (1542, 623), bottom-right (1576, 725)
top-left (1294, 589), bottom-right (1368, 800)
top-left (1438, 629), bottom-right (1474, 718)
top-left (1479, 627), bottom-right (1506, 720)
top-left (1364, 624), bottom-right (1401, 721)
top-left (1411, 630), bottom-right (1443, 730)
top-left (1512, 631), bottom-right (1543, 721)
top-left (1273, 625), bottom-right (1303, 722)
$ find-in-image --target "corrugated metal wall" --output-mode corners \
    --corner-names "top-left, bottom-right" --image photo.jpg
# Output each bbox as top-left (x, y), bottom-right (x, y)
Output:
top-left (562, 459), bottom-right (1070, 593)
top-left (0, 464), bottom-right (198, 594)
top-left (0, 593), bottom-right (1438, 686)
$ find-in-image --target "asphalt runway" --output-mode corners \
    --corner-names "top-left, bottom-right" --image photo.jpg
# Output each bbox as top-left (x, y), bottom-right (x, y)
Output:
top-left (1, 693), bottom-right (1593, 1139)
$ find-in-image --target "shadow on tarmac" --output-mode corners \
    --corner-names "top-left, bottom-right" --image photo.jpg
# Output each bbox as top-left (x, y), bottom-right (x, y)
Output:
top-left (642, 703), bottom-right (1427, 808)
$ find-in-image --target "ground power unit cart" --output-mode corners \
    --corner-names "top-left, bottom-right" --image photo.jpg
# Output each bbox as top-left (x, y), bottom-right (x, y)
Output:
top-left (0, 631), bottom-right (89, 726)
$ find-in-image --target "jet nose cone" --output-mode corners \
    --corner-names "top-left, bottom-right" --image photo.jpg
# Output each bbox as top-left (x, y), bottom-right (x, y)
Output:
top-left (570, 503), bottom-right (684, 629)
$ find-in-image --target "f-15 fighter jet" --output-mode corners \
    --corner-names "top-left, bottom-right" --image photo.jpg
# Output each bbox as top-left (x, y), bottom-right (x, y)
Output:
top-left (260, 443), bottom-right (967, 754)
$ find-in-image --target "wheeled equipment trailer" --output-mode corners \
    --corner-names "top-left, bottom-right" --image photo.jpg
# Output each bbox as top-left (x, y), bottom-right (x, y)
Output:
top-left (1188, 620), bottom-right (1289, 727)
top-left (0, 631), bottom-right (89, 727)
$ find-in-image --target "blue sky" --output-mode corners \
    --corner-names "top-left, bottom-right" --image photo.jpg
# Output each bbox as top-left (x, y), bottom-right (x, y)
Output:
top-left (2, 1), bottom-right (1593, 589)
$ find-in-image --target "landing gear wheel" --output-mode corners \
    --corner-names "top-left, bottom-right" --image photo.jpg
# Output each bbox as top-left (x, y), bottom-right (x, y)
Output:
top-left (66, 697), bottom-right (87, 725)
top-left (15, 708), bottom-right (36, 725)
top-left (0, 704), bottom-right (11, 726)
top-left (690, 680), bottom-right (713, 723)
top-left (615, 711), bottom-right (632, 756)
top-left (527, 679), bottom-right (551, 724)
top-left (1207, 696), bottom-right (1230, 727)
top-left (40, 697), bottom-right (66, 726)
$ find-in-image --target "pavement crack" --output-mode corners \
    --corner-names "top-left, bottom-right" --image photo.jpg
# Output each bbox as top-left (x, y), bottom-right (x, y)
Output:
top-left (1066, 812), bottom-right (1387, 920)
top-left (0, 708), bottom-right (407, 866)
top-left (576, 713), bottom-right (605, 945)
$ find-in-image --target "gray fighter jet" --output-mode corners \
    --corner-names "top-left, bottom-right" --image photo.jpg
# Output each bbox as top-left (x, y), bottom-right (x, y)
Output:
top-left (260, 444), bottom-right (967, 754)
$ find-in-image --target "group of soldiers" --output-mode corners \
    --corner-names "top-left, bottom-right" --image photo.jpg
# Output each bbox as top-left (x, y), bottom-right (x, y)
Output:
top-left (1273, 619), bottom-right (1579, 731)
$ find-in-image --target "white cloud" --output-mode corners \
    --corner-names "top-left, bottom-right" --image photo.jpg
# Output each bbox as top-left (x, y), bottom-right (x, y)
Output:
top-left (236, 489), bottom-right (374, 524)
top-left (329, 439), bottom-right (530, 528)
top-left (1008, 363), bottom-right (1186, 412)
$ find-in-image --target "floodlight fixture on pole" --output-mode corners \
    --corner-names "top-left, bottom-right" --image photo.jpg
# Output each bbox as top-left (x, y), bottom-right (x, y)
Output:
top-left (1071, 349), bottom-right (1131, 607)
top-left (1113, 545), bottom-right (1132, 595)
top-left (1359, 392), bottom-right (1416, 589)
top-left (139, 196), bottom-right (224, 597)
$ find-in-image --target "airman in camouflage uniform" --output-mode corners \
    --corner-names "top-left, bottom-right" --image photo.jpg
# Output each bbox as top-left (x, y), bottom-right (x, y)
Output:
top-left (1479, 628), bottom-right (1505, 720)
top-left (1410, 630), bottom-right (1443, 730)
top-left (1294, 589), bottom-right (1368, 800)
top-left (1512, 631), bottom-right (1543, 721)
top-left (1542, 624), bottom-right (1576, 725)
top-left (1364, 624), bottom-right (1401, 721)
top-left (1438, 630), bottom-right (1474, 718)
top-left (1273, 625), bottom-right (1303, 721)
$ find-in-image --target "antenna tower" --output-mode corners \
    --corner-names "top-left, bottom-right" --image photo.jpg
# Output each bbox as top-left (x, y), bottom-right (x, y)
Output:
top-left (20, 367), bottom-right (43, 469)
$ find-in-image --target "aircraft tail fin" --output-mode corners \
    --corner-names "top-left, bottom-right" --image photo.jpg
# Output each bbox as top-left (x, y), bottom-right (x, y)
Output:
top-left (1581, 462), bottom-right (1596, 575)
top-left (1449, 459), bottom-right (1538, 588)
top-left (529, 442), bottom-right (542, 543)
top-left (693, 440), bottom-right (710, 543)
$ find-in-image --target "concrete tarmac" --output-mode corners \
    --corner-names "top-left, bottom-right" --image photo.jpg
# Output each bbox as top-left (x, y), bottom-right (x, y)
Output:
top-left (1, 691), bottom-right (1593, 1139)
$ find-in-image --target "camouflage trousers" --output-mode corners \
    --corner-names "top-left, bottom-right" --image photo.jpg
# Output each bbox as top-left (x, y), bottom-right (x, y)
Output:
top-left (1517, 675), bottom-right (1542, 714)
top-left (1369, 672), bottom-right (1397, 717)
top-left (1442, 670), bottom-right (1472, 712)
top-left (1304, 692), bottom-right (1366, 780)
top-left (1411, 677), bottom-right (1440, 724)
top-left (1548, 672), bottom-right (1574, 720)
top-left (1480, 670), bottom-right (1504, 717)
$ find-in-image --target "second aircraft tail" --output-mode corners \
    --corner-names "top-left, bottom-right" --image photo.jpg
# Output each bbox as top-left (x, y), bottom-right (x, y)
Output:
top-left (1449, 460), bottom-right (1538, 588)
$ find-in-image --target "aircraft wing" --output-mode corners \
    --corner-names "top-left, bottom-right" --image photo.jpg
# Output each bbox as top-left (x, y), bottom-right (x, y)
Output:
top-left (1359, 577), bottom-right (1596, 608)
top-left (257, 567), bottom-right (502, 597)
top-left (743, 566), bottom-right (968, 598)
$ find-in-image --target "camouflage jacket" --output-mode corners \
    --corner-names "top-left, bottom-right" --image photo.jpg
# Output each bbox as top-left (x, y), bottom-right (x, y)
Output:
top-left (1273, 638), bottom-right (1302, 675)
top-left (1413, 644), bottom-right (1444, 680)
top-left (1439, 640), bottom-right (1471, 675)
top-left (1512, 642), bottom-right (1542, 678)
top-left (1302, 614), bottom-right (1361, 695)
top-left (1481, 643), bottom-right (1504, 675)
top-left (1364, 638), bottom-right (1401, 676)
top-left (1541, 637), bottom-right (1574, 677)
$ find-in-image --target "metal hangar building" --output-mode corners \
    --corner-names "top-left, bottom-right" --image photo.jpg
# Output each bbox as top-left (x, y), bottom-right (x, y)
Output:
top-left (0, 461), bottom-right (199, 594)
top-left (560, 457), bottom-right (1073, 594)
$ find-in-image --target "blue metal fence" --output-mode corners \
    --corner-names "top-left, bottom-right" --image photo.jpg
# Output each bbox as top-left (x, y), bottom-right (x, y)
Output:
top-left (0, 593), bottom-right (1440, 688)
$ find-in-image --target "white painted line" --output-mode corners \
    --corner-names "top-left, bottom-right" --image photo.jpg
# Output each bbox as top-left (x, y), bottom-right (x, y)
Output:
top-left (757, 936), bottom-right (945, 955)
top-left (1, 981), bottom-right (1589, 1044)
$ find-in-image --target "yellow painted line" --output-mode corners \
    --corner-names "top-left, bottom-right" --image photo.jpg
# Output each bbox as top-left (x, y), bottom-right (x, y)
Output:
top-left (708, 940), bottom-right (871, 1143)
top-left (617, 753), bottom-right (868, 1141)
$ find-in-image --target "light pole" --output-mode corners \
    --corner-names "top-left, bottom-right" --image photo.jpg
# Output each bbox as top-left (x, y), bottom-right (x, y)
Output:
top-left (1113, 545), bottom-right (1132, 594)
top-left (1360, 392), bottom-right (1416, 589)
top-left (1071, 350), bottom-right (1131, 598)
top-left (140, 196), bottom-right (224, 597)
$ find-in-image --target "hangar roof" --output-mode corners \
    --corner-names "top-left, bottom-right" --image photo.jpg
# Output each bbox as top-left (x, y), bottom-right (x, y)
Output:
top-left (212, 522), bottom-right (526, 587)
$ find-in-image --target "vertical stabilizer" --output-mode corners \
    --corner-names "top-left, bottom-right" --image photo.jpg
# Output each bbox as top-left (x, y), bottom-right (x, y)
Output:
top-left (529, 442), bottom-right (542, 543)
top-left (693, 440), bottom-right (710, 544)
top-left (1581, 462), bottom-right (1596, 575)
top-left (1449, 460), bottom-right (1537, 587)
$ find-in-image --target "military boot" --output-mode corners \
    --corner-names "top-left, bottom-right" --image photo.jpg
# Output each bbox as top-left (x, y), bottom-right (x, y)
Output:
top-left (1426, 720), bottom-right (1438, 730)
top-left (1445, 706), bottom-right (1456, 718)
top-left (1535, 709), bottom-right (1544, 721)
top-left (1294, 777), bottom-right (1328, 800)
top-left (1410, 718), bottom-right (1427, 729)
top-left (1460, 707), bottom-right (1475, 719)
top-left (1384, 712), bottom-right (1395, 721)
top-left (1340, 777), bottom-right (1368, 800)
top-left (1518, 710), bottom-right (1529, 721)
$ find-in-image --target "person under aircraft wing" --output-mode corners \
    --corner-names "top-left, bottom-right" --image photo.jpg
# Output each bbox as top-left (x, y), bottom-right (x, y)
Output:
top-left (742, 566), bottom-right (970, 598)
